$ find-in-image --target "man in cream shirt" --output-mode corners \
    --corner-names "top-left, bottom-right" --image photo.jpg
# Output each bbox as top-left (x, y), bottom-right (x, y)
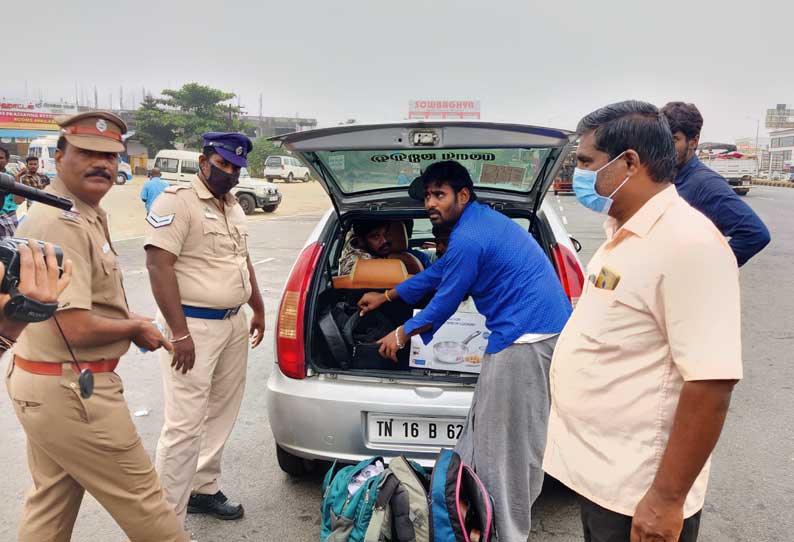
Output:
top-left (544, 101), bottom-right (742, 542)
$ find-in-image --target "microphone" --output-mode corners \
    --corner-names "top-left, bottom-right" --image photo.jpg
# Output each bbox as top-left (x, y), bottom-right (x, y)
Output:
top-left (0, 173), bottom-right (74, 211)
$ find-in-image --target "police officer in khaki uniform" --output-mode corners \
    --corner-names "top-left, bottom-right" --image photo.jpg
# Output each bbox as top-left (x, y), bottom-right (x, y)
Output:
top-left (7, 111), bottom-right (188, 542)
top-left (145, 132), bottom-right (265, 526)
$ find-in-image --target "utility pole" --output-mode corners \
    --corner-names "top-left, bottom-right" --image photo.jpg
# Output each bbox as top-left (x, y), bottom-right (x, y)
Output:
top-left (94, 86), bottom-right (98, 109)
top-left (120, 86), bottom-right (124, 111)
top-left (258, 93), bottom-right (263, 137)
top-left (74, 82), bottom-right (79, 107)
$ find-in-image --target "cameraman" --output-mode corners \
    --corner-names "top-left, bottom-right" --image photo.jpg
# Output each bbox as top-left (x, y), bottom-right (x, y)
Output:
top-left (0, 242), bottom-right (72, 350)
top-left (7, 112), bottom-right (188, 542)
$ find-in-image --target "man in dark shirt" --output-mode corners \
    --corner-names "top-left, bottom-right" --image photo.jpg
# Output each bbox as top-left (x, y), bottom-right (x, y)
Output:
top-left (662, 102), bottom-right (770, 266)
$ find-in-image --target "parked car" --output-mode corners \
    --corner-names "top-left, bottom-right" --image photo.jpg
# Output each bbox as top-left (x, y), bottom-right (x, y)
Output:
top-left (264, 155), bottom-right (311, 182)
top-left (771, 171), bottom-right (784, 181)
top-left (153, 150), bottom-right (201, 185)
top-left (264, 122), bottom-right (585, 475)
top-left (232, 167), bottom-right (282, 214)
top-left (116, 160), bottom-right (133, 185)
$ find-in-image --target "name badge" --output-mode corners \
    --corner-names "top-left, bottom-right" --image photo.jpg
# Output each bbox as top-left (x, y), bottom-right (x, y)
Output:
top-left (102, 242), bottom-right (111, 254)
top-left (205, 213), bottom-right (218, 220)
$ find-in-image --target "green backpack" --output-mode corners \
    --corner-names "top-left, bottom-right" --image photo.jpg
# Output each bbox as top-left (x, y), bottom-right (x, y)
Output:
top-left (321, 457), bottom-right (386, 542)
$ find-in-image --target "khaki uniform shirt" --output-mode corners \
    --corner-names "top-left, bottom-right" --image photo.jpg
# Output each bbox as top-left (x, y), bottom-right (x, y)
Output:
top-left (15, 178), bottom-right (131, 362)
top-left (144, 176), bottom-right (251, 309)
top-left (544, 185), bottom-right (742, 518)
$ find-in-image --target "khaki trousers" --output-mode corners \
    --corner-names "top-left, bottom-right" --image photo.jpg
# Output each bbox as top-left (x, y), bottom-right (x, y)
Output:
top-left (6, 361), bottom-right (188, 542)
top-left (155, 312), bottom-right (248, 525)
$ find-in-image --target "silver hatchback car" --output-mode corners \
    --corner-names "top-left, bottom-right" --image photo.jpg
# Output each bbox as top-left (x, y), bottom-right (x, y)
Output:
top-left (265, 122), bottom-right (585, 475)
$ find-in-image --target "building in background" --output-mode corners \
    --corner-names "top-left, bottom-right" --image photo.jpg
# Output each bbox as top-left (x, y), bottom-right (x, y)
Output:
top-left (243, 115), bottom-right (317, 138)
top-left (765, 104), bottom-right (794, 130)
top-left (408, 100), bottom-right (481, 120)
top-left (735, 136), bottom-right (769, 154)
top-left (768, 128), bottom-right (794, 174)
top-left (0, 101), bottom-right (76, 156)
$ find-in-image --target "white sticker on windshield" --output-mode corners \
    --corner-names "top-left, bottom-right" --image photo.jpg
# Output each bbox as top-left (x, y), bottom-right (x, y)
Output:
top-left (329, 154), bottom-right (345, 171)
top-left (480, 164), bottom-right (526, 186)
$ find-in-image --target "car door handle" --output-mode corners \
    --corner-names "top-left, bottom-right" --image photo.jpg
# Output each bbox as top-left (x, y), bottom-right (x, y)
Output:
top-left (414, 387), bottom-right (444, 399)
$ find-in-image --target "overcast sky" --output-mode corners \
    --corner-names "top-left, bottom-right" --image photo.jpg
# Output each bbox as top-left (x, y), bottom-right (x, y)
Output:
top-left (4, 0), bottom-right (791, 142)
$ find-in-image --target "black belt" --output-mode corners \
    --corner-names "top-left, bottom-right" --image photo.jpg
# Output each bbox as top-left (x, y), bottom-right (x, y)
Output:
top-left (181, 305), bottom-right (241, 320)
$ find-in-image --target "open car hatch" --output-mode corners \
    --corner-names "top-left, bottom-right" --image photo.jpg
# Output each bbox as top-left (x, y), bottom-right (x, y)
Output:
top-left (271, 122), bottom-right (576, 218)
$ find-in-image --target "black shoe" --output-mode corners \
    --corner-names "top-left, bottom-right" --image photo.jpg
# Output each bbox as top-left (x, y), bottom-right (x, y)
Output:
top-left (187, 490), bottom-right (244, 520)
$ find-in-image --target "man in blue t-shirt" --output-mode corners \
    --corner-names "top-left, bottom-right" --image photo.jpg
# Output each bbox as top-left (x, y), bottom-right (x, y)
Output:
top-left (358, 160), bottom-right (572, 542)
top-left (140, 167), bottom-right (169, 215)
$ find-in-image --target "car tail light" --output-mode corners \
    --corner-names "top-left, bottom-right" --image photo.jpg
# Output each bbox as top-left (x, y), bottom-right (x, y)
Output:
top-left (276, 242), bottom-right (322, 379)
top-left (551, 243), bottom-right (584, 307)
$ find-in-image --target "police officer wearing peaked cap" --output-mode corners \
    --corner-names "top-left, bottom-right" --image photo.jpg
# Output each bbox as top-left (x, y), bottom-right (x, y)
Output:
top-left (8, 111), bottom-right (189, 542)
top-left (145, 131), bottom-right (265, 526)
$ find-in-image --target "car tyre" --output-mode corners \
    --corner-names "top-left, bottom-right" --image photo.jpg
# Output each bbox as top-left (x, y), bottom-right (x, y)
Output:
top-left (303, 172), bottom-right (310, 182)
top-left (116, 173), bottom-right (127, 185)
top-left (287, 173), bottom-right (294, 183)
top-left (262, 204), bottom-right (278, 213)
top-left (236, 193), bottom-right (256, 215)
top-left (276, 445), bottom-right (313, 477)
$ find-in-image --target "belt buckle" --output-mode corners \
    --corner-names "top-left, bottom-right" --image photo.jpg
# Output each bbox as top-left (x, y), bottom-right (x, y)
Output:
top-left (224, 306), bottom-right (240, 319)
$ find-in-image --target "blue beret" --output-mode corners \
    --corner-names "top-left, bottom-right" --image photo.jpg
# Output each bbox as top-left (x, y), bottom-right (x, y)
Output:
top-left (202, 132), bottom-right (253, 167)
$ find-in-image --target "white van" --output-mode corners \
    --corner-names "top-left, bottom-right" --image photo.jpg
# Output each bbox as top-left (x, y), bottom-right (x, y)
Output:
top-left (27, 135), bottom-right (60, 179)
top-left (153, 150), bottom-right (202, 185)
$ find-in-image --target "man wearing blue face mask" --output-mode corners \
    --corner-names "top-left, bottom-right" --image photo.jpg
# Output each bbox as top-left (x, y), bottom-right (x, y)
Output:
top-left (546, 100), bottom-right (742, 542)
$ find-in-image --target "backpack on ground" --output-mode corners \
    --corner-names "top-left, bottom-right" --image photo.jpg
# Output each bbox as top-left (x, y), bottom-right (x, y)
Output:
top-left (364, 455), bottom-right (431, 542)
top-left (321, 457), bottom-right (386, 542)
top-left (429, 449), bottom-right (495, 542)
top-left (350, 450), bottom-right (496, 542)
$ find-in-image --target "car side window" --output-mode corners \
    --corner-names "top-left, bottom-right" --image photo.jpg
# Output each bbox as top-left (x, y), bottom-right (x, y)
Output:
top-left (181, 160), bottom-right (199, 175)
top-left (155, 158), bottom-right (179, 173)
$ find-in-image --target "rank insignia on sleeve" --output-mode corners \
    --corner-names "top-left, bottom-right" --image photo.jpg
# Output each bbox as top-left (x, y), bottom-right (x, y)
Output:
top-left (146, 212), bottom-right (175, 228)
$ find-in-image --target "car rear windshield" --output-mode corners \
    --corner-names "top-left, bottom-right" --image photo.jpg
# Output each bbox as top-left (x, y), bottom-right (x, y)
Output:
top-left (313, 147), bottom-right (553, 195)
top-left (266, 157), bottom-right (283, 166)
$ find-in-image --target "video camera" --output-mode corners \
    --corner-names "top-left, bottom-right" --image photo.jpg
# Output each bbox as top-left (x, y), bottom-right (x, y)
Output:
top-left (0, 172), bottom-right (72, 322)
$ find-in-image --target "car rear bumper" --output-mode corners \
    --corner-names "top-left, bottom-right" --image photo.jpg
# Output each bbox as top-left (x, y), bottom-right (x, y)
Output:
top-left (265, 366), bottom-right (474, 467)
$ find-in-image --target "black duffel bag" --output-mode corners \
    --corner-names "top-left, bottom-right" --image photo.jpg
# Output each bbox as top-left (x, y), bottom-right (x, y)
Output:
top-left (319, 301), bottom-right (409, 370)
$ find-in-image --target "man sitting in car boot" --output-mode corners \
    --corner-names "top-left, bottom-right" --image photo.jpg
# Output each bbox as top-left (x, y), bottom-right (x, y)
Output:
top-left (338, 220), bottom-right (431, 276)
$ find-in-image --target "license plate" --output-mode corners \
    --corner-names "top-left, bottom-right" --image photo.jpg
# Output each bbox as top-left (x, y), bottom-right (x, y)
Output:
top-left (367, 414), bottom-right (465, 446)
top-left (268, 196), bottom-right (279, 202)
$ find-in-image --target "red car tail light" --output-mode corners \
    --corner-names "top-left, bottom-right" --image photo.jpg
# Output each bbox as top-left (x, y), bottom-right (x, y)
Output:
top-left (276, 242), bottom-right (322, 379)
top-left (551, 243), bottom-right (584, 307)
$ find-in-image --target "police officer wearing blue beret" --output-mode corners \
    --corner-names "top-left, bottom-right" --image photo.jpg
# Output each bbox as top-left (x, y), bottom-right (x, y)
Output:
top-left (144, 132), bottom-right (265, 526)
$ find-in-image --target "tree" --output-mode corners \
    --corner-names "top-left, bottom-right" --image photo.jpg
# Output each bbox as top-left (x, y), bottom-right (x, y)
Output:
top-left (133, 95), bottom-right (177, 156)
top-left (159, 83), bottom-right (250, 149)
top-left (132, 83), bottom-right (253, 154)
top-left (247, 137), bottom-right (284, 177)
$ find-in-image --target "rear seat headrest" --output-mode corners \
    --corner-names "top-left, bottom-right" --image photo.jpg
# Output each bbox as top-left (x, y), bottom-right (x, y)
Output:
top-left (332, 258), bottom-right (410, 290)
top-left (387, 221), bottom-right (409, 252)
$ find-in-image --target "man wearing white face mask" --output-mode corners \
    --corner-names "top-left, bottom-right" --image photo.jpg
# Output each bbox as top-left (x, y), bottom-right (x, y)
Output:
top-left (544, 100), bottom-right (742, 542)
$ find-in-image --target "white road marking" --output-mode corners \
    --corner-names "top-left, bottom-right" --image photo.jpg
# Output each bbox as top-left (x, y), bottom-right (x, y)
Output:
top-left (562, 216), bottom-right (568, 225)
top-left (254, 258), bottom-right (276, 266)
top-left (559, 206), bottom-right (565, 212)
